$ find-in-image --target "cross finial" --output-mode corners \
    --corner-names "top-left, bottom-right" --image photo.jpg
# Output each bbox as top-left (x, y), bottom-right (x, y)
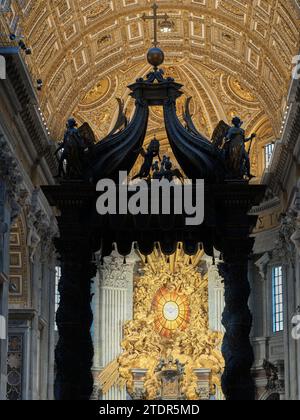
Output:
top-left (142, 1), bottom-right (169, 47)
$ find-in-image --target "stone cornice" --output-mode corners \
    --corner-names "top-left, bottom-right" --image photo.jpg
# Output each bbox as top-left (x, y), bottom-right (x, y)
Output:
top-left (249, 197), bottom-right (281, 215)
top-left (3, 52), bottom-right (58, 179)
top-left (8, 308), bottom-right (37, 321)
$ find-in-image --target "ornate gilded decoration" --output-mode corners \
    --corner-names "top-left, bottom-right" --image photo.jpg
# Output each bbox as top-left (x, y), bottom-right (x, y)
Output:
top-left (152, 287), bottom-right (190, 338)
top-left (81, 78), bottom-right (110, 105)
top-left (229, 78), bottom-right (257, 103)
top-left (1, 0), bottom-right (299, 158)
top-left (113, 246), bottom-right (224, 400)
top-left (153, 357), bottom-right (186, 400)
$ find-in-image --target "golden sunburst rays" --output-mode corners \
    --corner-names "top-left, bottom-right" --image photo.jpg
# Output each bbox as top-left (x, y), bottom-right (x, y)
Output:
top-left (117, 242), bottom-right (224, 399)
top-left (152, 287), bottom-right (190, 338)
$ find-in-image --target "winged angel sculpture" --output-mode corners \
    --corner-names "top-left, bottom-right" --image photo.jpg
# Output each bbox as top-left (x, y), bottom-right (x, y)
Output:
top-left (183, 98), bottom-right (256, 180)
top-left (54, 98), bottom-right (128, 180)
top-left (55, 92), bottom-right (256, 183)
top-left (55, 118), bottom-right (95, 179)
top-left (211, 117), bottom-right (256, 180)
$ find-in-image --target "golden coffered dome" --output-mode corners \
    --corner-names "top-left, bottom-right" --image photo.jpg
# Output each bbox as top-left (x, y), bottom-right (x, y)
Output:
top-left (1, 0), bottom-right (299, 169)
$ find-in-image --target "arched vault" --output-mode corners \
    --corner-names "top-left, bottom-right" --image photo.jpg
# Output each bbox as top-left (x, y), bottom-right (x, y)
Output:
top-left (2, 1), bottom-right (299, 151)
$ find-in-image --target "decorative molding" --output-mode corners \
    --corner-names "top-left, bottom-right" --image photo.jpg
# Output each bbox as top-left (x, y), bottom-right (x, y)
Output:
top-left (8, 308), bottom-right (37, 321)
top-left (249, 194), bottom-right (281, 215)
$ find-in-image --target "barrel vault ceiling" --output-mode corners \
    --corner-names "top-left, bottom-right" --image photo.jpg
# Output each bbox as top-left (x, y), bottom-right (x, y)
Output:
top-left (1, 0), bottom-right (300, 155)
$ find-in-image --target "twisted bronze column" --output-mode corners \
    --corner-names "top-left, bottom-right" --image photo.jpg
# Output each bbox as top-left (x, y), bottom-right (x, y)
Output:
top-left (219, 243), bottom-right (255, 401)
top-left (54, 237), bottom-right (96, 400)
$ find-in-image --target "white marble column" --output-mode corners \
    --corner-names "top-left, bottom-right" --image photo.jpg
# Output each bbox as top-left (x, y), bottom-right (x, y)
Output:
top-left (207, 259), bottom-right (225, 399)
top-left (29, 248), bottom-right (42, 400)
top-left (93, 252), bottom-right (136, 400)
top-left (208, 261), bottom-right (225, 333)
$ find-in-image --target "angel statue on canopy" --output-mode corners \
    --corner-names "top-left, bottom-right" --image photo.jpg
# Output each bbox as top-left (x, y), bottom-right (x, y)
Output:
top-left (211, 117), bottom-right (256, 180)
top-left (54, 118), bottom-right (96, 179)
